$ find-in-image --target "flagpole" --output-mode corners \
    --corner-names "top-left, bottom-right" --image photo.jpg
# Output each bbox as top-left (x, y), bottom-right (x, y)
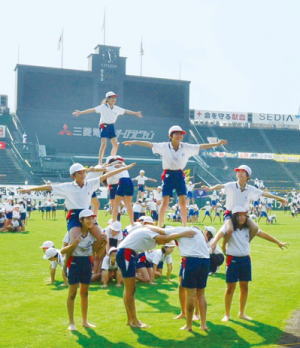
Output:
top-left (140, 38), bottom-right (144, 76)
top-left (61, 30), bottom-right (64, 68)
top-left (103, 10), bottom-right (106, 45)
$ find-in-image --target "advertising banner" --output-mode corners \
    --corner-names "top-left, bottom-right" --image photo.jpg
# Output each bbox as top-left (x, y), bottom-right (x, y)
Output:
top-left (194, 110), bottom-right (248, 124)
top-left (252, 113), bottom-right (300, 127)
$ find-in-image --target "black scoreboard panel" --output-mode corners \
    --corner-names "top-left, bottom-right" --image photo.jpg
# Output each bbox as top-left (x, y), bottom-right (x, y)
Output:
top-left (19, 70), bottom-right (95, 111)
top-left (123, 79), bottom-right (186, 119)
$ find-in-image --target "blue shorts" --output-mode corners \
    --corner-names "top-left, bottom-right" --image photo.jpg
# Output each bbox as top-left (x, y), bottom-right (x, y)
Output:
top-left (46, 206), bottom-right (51, 212)
top-left (116, 248), bottom-right (137, 278)
top-left (267, 204), bottom-right (272, 208)
top-left (205, 211), bottom-right (211, 216)
top-left (188, 209), bottom-right (194, 216)
top-left (151, 211), bottom-right (158, 221)
top-left (157, 261), bottom-right (164, 269)
top-left (116, 178), bottom-right (134, 197)
top-left (138, 185), bottom-right (145, 192)
top-left (187, 191), bottom-right (193, 199)
top-left (0, 223), bottom-right (4, 228)
top-left (20, 212), bottom-right (26, 220)
top-left (226, 255), bottom-right (252, 283)
top-left (134, 212), bottom-right (141, 222)
top-left (253, 201), bottom-right (259, 207)
top-left (27, 207), bottom-right (32, 212)
top-left (109, 184), bottom-right (118, 200)
top-left (180, 257), bottom-right (210, 289)
top-left (91, 191), bottom-right (97, 198)
top-left (162, 170), bottom-right (187, 197)
top-left (136, 253), bottom-right (153, 269)
top-left (51, 206), bottom-right (56, 211)
top-left (211, 200), bottom-right (217, 206)
top-left (99, 123), bottom-right (116, 139)
top-left (67, 256), bottom-right (92, 285)
top-left (66, 209), bottom-right (83, 230)
top-left (6, 212), bottom-right (12, 219)
top-left (260, 211), bottom-right (267, 217)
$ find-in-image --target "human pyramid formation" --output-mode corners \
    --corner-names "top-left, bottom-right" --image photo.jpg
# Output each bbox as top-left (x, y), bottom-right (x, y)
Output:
top-left (20, 91), bottom-right (288, 332)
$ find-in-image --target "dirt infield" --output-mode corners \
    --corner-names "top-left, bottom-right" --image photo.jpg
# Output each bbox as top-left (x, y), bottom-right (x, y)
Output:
top-left (278, 310), bottom-right (300, 347)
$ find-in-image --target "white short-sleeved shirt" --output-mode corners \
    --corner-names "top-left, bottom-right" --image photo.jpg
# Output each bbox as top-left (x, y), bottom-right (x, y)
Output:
top-left (152, 142), bottom-right (200, 170)
top-left (101, 255), bottom-right (119, 271)
top-left (94, 104), bottom-right (125, 125)
top-left (106, 164), bottom-right (129, 185)
top-left (223, 182), bottom-right (263, 211)
top-left (187, 183), bottom-right (194, 192)
top-left (117, 227), bottom-right (158, 253)
top-left (134, 175), bottom-right (148, 185)
top-left (223, 227), bottom-right (250, 257)
top-left (145, 249), bottom-right (173, 265)
top-left (148, 201), bottom-right (157, 211)
top-left (133, 203), bottom-right (142, 213)
top-left (12, 211), bottom-right (20, 219)
top-left (204, 205), bottom-right (211, 212)
top-left (153, 190), bottom-right (162, 201)
top-left (51, 178), bottom-right (100, 210)
top-left (50, 250), bottom-right (65, 269)
top-left (72, 232), bottom-right (96, 257)
top-left (165, 227), bottom-right (210, 258)
top-left (105, 227), bottom-right (123, 241)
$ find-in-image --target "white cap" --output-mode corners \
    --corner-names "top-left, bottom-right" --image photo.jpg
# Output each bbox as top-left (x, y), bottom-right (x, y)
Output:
top-left (139, 170), bottom-right (145, 174)
top-left (164, 240), bottom-right (176, 247)
top-left (206, 201), bottom-right (210, 204)
top-left (108, 247), bottom-right (118, 255)
top-left (232, 206), bottom-right (248, 214)
top-left (157, 186), bottom-right (162, 190)
top-left (78, 209), bottom-right (96, 219)
top-left (234, 165), bottom-right (252, 177)
top-left (43, 247), bottom-right (58, 260)
top-left (168, 125), bottom-right (187, 136)
top-left (69, 163), bottom-right (85, 175)
top-left (138, 215), bottom-right (154, 224)
top-left (109, 220), bottom-right (122, 232)
top-left (105, 91), bottom-right (118, 98)
top-left (205, 226), bottom-right (217, 237)
top-left (40, 241), bottom-right (55, 249)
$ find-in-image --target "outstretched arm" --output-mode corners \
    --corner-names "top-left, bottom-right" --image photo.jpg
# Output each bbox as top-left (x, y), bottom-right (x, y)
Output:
top-left (155, 229), bottom-right (196, 244)
top-left (123, 140), bottom-right (153, 148)
top-left (72, 108), bottom-right (96, 117)
top-left (201, 184), bottom-right (224, 192)
top-left (200, 139), bottom-right (228, 150)
top-left (146, 177), bottom-right (157, 183)
top-left (124, 110), bottom-right (143, 118)
top-left (100, 163), bottom-right (136, 182)
top-left (256, 230), bottom-right (288, 249)
top-left (19, 185), bottom-right (52, 194)
top-left (262, 192), bottom-right (288, 205)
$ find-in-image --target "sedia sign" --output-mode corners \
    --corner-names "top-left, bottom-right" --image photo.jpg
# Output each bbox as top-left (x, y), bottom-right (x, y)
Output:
top-left (252, 113), bottom-right (300, 125)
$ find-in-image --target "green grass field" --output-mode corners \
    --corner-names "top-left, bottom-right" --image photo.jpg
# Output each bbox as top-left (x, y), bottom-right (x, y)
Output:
top-left (0, 210), bottom-right (299, 348)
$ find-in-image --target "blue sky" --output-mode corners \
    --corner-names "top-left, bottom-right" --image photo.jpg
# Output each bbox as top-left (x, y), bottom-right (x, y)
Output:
top-left (1, 0), bottom-right (299, 114)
